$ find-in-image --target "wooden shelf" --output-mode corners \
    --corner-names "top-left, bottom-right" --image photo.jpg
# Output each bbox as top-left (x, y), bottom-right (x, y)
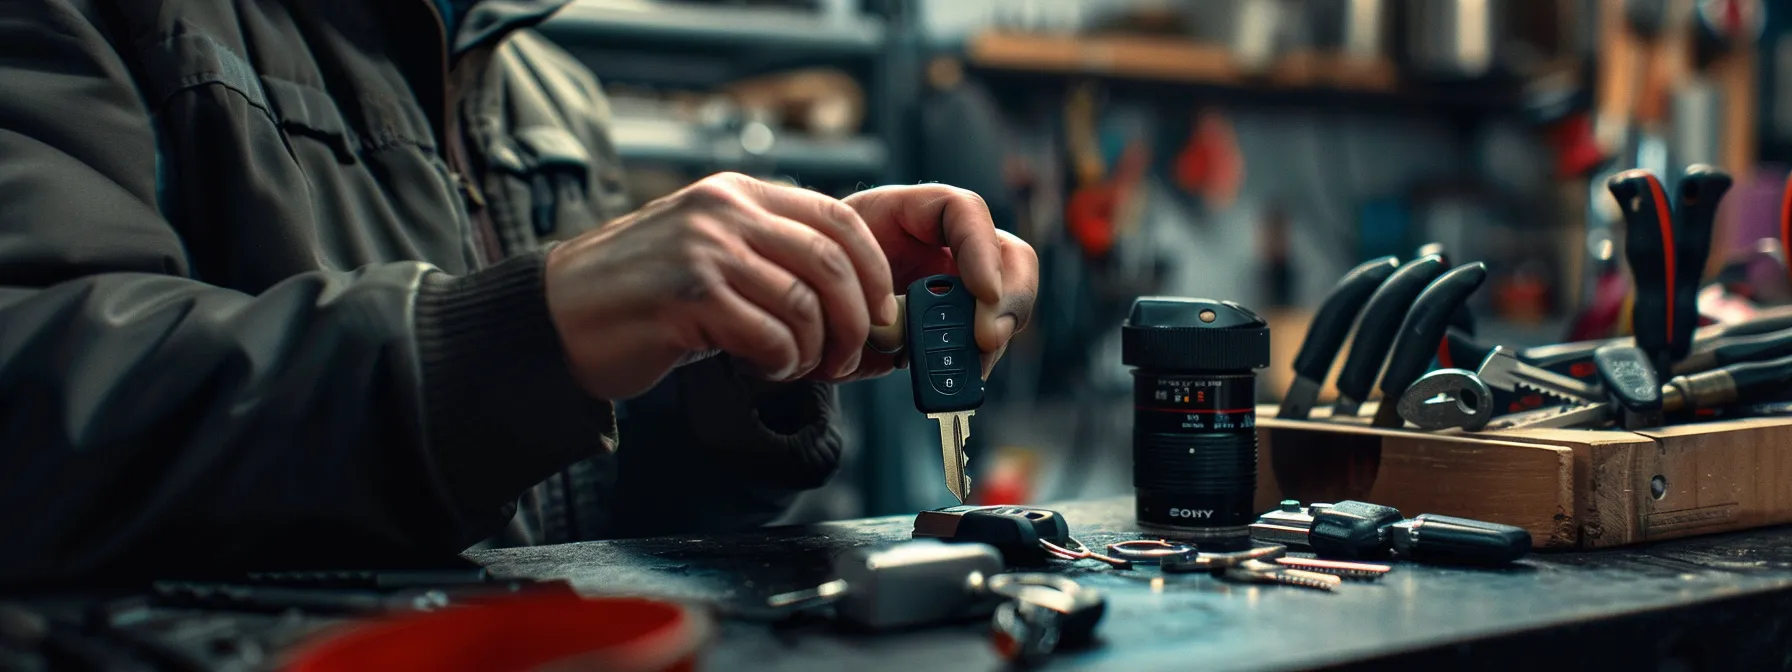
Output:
top-left (965, 32), bottom-right (1398, 93)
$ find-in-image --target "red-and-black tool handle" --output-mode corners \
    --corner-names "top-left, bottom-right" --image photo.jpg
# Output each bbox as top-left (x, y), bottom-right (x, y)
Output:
top-left (1670, 165), bottom-right (1730, 360)
top-left (1278, 255), bottom-right (1401, 420)
top-left (1607, 169), bottom-right (1676, 377)
top-left (1370, 263), bottom-right (1489, 428)
top-left (1330, 255), bottom-right (1448, 417)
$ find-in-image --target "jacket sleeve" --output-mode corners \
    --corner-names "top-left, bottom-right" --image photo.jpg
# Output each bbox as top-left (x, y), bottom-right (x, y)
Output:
top-left (0, 0), bottom-right (611, 585)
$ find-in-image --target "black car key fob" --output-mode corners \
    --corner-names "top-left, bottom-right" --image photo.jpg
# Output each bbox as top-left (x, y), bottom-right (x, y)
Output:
top-left (913, 505), bottom-right (1070, 560)
top-left (906, 275), bottom-right (983, 412)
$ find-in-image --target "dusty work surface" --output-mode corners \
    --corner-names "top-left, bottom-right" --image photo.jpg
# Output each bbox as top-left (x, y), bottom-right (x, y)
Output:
top-left (468, 496), bottom-right (1792, 671)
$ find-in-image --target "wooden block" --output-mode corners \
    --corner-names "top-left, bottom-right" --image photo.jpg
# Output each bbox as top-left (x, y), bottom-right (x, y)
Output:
top-left (1257, 415), bottom-right (1578, 549)
top-left (1257, 407), bottom-right (1792, 550)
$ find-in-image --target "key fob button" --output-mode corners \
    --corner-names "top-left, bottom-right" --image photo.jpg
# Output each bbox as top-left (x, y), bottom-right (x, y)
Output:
top-left (927, 350), bottom-right (971, 373)
top-left (922, 328), bottom-right (971, 352)
top-left (931, 372), bottom-right (969, 395)
top-left (922, 304), bottom-right (967, 328)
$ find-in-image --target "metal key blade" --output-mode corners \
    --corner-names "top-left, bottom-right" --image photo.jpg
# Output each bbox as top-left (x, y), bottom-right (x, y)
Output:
top-left (1477, 347), bottom-right (1602, 403)
top-left (928, 411), bottom-right (973, 503)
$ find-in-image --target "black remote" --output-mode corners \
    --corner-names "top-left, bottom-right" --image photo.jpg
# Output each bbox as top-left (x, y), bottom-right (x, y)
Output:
top-left (906, 274), bottom-right (983, 503)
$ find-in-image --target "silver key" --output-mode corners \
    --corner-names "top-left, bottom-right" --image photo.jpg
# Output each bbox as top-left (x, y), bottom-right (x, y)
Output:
top-left (1221, 559), bottom-right (1341, 591)
top-left (928, 411), bottom-right (974, 503)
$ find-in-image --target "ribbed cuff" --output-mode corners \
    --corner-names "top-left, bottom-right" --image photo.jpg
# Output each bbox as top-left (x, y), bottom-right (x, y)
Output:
top-left (413, 251), bottom-right (616, 518)
top-left (678, 357), bottom-right (843, 489)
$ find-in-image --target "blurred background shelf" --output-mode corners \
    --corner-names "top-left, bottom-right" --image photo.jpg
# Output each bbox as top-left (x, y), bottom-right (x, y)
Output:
top-left (963, 31), bottom-right (1526, 115)
top-left (540, 0), bottom-right (888, 55)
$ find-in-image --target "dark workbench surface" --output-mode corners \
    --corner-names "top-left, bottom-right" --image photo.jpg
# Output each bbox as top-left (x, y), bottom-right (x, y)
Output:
top-left (467, 497), bottom-right (1792, 671)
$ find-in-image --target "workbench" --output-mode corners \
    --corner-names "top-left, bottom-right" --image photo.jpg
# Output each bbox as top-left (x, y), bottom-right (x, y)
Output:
top-left (469, 496), bottom-right (1792, 671)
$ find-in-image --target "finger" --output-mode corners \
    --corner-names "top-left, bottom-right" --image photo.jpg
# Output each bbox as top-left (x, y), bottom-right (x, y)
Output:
top-left (847, 185), bottom-right (1004, 306)
top-left (716, 244), bottom-right (826, 380)
top-left (867, 294), bottom-right (906, 354)
top-left (733, 175), bottom-right (898, 327)
top-left (975, 229), bottom-right (1040, 358)
top-left (692, 280), bottom-right (802, 381)
top-left (736, 209), bottom-right (870, 380)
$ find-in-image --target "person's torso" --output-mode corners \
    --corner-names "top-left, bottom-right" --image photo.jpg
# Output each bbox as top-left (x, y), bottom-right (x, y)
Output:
top-left (92, 0), bottom-right (630, 293)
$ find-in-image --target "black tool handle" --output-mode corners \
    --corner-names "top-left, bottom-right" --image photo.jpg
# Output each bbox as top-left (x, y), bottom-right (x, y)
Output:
top-left (1608, 169), bottom-right (1675, 374)
top-left (1371, 263), bottom-right (1488, 427)
top-left (1442, 329), bottom-right (1495, 372)
top-left (1666, 353), bottom-right (1792, 413)
top-left (1332, 255), bottom-right (1447, 411)
top-left (1291, 256), bottom-right (1401, 383)
top-left (1416, 242), bottom-right (1478, 337)
top-left (1671, 166), bottom-right (1730, 361)
top-left (1594, 342), bottom-right (1662, 428)
top-left (1707, 326), bottom-right (1792, 368)
top-left (1390, 514), bottom-right (1531, 565)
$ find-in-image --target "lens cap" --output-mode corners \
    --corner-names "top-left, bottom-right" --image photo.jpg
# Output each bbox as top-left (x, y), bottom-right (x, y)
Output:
top-left (1122, 297), bottom-right (1271, 372)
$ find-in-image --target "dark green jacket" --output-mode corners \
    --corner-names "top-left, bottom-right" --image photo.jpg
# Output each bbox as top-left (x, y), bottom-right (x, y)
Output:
top-left (0, 0), bottom-right (841, 585)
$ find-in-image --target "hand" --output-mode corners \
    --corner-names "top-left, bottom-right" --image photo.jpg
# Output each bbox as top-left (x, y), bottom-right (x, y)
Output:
top-left (840, 184), bottom-right (1039, 381)
top-left (544, 173), bottom-right (898, 400)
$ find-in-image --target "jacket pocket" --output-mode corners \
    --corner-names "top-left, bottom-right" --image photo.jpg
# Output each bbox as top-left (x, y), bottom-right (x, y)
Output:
top-left (263, 77), bottom-right (358, 164)
top-left (512, 126), bottom-right (593, 238)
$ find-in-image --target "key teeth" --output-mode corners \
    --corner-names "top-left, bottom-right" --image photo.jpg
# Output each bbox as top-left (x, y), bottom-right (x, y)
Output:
top-left (1513, 380), bottom-right (1587, 407)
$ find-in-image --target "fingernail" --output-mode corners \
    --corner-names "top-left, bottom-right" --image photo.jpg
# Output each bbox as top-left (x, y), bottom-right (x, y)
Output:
top-left (877, 294), bottom-right (900, 327)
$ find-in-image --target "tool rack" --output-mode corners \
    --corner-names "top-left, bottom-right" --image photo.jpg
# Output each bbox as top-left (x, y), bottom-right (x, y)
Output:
top-left (1259, 406), bottom-right (1792, 549)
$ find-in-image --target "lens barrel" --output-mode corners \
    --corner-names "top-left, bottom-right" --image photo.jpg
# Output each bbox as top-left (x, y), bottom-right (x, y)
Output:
top-left (1122, 298), bottom-right (1271, 543)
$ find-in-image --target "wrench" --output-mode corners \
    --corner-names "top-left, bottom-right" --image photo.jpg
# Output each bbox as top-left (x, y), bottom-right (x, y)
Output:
top-left (1395, 369), bottom-right (1494, 431)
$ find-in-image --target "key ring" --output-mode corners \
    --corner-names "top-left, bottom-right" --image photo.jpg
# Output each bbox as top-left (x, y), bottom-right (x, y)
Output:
top-left (1104, 539), bottom-right (1198, 565)
top-left (1039, 538), bottom-right (1132, 569)
top-left (985, 573), bottom-right (1099, 614)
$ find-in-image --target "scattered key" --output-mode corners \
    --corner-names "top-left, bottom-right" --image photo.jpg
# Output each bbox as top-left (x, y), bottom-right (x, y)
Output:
top-left (765, 539), bottom-right (1004, 630)
top-left (1274, 557), bottom-right (1393, 580)
top-left (906, 275), bottom-right (983, 503)
top-left (1160, 545), bottom-right (1287, 574)
top-left (1221, 560), bottom-right (1340, 592)
top-left (913, 505), bottom-right (1129, 567)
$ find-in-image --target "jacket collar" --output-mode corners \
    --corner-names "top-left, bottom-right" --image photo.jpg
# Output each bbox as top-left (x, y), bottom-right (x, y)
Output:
top-left (448, 0), bottom-right (574, 56)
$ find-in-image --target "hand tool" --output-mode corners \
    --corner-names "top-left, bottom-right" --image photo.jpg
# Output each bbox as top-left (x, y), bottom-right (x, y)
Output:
top-left (1273, 557), bottom-right (1393, 580)
top-left (1371, 263), bottom-right (1489, 428)
top-left (1484, 343), bottom-right (1663, 431)
top-left (1251, 500), bottom-right (1531, 565)
top-left (1608, 169), bottom-right (1677, 376)
top-left (1477, 346), bottom-right (1605, 407)
top-left (985, 573), bottom-right (1105, 664)
top-left (1669, 166), bottom-right (1730, 359)
top-left (1395, 368), bottom-right (1494, 431)
top-left (1277, 255), bottom-right (1401, 420)
top-left (1416, 242), bottom-right (1477, 337)
top-left (765, 539), bottom-right (1004, 630)
top-left (1331, 255), bottom-right (1448, 417)
top-left (1661, 352), bottom-right (1792, 417)
top-left (905, 274), bottom-right (982, 503)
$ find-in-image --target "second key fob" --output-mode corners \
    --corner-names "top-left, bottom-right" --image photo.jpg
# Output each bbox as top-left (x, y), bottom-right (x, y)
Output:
top-left (906, 275), bottom-right (984, 412)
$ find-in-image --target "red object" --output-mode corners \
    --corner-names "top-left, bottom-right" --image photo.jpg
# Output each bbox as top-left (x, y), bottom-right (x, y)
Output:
top-left (289, 594), bottom-right (711, 672)
top-left (1545, 113), bottom-right (1605, 178)
top-left (1780, 172), bottom-right (1792, 290)
top-left (1642, 173), bottom-right (1678, 344)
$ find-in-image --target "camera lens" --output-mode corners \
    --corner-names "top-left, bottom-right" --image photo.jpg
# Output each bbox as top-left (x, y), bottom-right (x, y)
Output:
top-left (1122, 297), bottom-right (1271, 544)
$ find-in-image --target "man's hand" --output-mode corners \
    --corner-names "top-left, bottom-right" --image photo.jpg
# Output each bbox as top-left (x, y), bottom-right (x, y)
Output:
top-left (841, 184), bottom-right (1039, 381)
top-left (545, 173), bottom-right (897, 400)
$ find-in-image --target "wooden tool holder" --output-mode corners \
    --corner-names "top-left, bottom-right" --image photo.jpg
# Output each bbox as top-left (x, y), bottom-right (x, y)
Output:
top-left (1255, 405), bottom-right (1792, 549)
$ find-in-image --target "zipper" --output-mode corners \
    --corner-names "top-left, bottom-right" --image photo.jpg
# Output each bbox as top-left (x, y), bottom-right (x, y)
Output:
top-left (423, 0), bottom-right (503, 266)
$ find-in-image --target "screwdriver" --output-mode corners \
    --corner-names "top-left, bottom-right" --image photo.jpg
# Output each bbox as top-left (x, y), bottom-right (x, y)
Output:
top-left (1331, 255), bottom-right (1447, 417)
top-left (1662, 353), bottom-right (1792, 415)
top-left (1277, 255), bottom-right (1400, 420)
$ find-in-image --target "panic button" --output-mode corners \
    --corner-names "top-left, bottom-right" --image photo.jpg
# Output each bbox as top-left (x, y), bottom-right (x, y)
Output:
top-left (921, 328), bottom-right (970, 352)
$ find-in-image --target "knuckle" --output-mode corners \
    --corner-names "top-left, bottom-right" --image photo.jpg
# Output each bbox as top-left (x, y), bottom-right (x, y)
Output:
top-left (784, 280), bottom-right (821, 322)
top-left (682, 177), bottom-right (745, 208)
top-left (809, 236), bottom-right (852, 279)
